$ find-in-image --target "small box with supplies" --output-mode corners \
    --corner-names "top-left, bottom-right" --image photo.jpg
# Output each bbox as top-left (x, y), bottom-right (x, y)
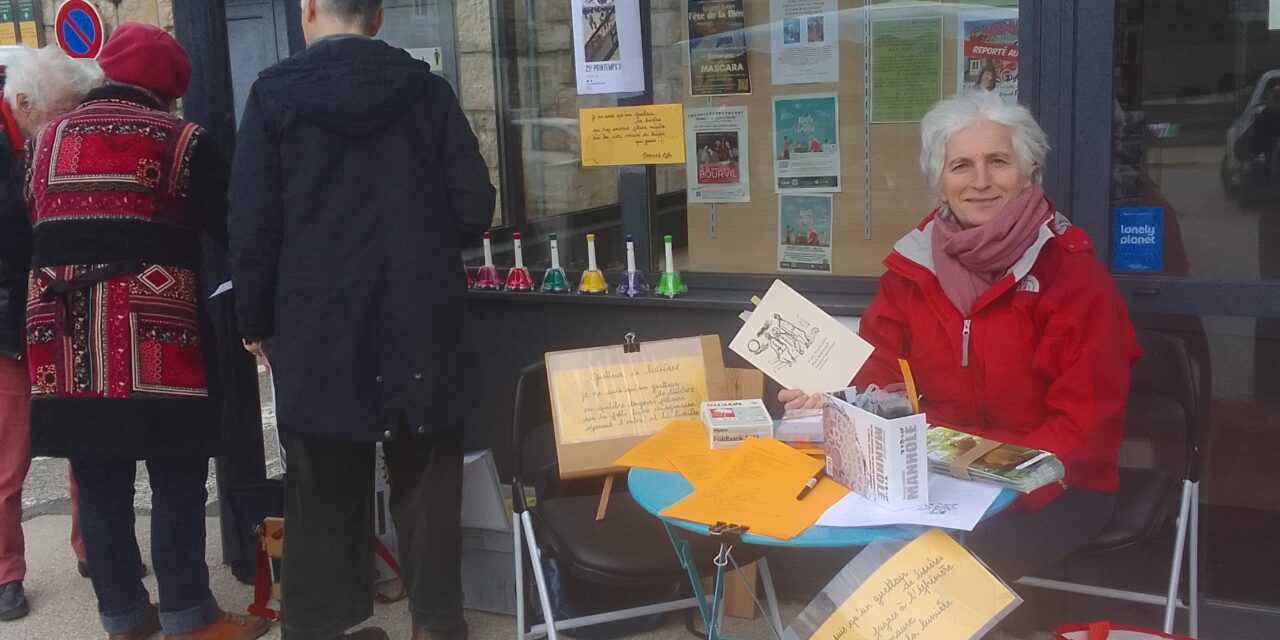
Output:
top-left (700, 399), bottom-right (774, 449)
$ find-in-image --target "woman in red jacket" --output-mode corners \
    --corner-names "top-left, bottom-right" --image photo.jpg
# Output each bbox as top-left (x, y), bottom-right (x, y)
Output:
top-left (781, 90), bottom-right (1140, 581)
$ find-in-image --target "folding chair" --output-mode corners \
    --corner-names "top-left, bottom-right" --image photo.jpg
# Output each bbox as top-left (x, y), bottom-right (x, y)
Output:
top-left (510, 362), bottom-right (779, 640)
top-left (1017, 329), bottom-right (1204, 636)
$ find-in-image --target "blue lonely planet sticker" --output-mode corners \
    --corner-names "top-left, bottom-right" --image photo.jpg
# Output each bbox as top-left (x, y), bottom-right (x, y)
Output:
top-left (1111, 206), bottom-right (1162, 272)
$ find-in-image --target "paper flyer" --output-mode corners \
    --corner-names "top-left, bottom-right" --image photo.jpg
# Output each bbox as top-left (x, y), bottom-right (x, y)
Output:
top-left (769, 0), bottom-right (838, 85)
top-left (685, 106), bottom-right (750, 203)
top-left (817, 473), bottom-right (1002, 531)
top-left (729, 279), bottom-right (873, 392)
top-left (773, 93), bottom-right (841, 192)
top-left (572, 0), bottom-right (645, 95)
top-left (784, 529), bottom-right (1021, 640)
top-left (688, 0), bottom-right (751, 96)
top-left (870, 17), bottom-right (943, 123)
top-left (778, 194), bottom-right (832, 273)
top-left (958, 10), bottom-right (1018, 104)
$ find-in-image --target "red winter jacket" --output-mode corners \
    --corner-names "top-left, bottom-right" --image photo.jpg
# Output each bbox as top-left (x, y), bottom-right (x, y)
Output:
top-left (854, 210), bottom-right (1140, 512)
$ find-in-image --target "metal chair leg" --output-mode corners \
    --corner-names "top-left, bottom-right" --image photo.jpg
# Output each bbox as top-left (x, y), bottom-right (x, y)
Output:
top-left (522, 511), bottom-right (560, 640)
top-left (1163, 480), bottom-right (1193, 634)
top-left (757, 557), bottom-right (785, 637)
top-left (514, 512), bottom-right (526, 640)
top-left (1189, 481), bottom-right (1201, 637)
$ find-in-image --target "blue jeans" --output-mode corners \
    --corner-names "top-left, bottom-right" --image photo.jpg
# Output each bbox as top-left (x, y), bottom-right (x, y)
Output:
top-left (71, 456), bottom-right (220, 635)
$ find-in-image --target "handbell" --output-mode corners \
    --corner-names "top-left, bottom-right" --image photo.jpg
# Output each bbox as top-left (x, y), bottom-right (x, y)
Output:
top-left (617, 234), bottom-right (649, 297)
top-left (504, 232), bottom-right (534, 291)
top-left (474, 231), bottom-right (501, 290)
top-left (654, 234), bottom-right (687, 298)
top-left (578, 233), bottom-right (609, 295)
top-left (541, 233), bottom-right (571, 293)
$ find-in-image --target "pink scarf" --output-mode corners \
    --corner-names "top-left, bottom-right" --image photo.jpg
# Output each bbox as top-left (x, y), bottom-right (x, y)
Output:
top-left (930, 184), bottom-right (1052, 315)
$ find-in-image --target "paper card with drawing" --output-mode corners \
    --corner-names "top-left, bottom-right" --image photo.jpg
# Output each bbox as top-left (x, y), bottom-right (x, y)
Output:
top-left (816, 473), bottom-right (1003, 532)
top-left (729, 279), bottom-right (874, 392)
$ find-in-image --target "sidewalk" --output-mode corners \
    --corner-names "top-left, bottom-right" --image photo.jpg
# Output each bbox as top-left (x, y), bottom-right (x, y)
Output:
top-left (9, 515), bottom-right (795, 639)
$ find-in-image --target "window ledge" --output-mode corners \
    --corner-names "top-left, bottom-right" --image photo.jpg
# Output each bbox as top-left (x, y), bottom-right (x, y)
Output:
top-left (468, 286), bottom-right (874, 317)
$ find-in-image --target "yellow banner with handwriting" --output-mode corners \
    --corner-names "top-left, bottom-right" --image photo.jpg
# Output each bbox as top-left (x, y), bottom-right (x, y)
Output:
top-left (579, 104), bottom-right (685, 166)
top-left (809, 528), bottom-right (1017, 640)
top-left (553, 356), bottom-right (708, 444)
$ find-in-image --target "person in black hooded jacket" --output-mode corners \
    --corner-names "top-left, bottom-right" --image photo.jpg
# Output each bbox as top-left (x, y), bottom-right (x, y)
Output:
top-left (226, 1), bottom-right (494, 639)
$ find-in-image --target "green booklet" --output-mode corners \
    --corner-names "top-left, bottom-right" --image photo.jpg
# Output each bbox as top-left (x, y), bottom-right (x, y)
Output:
top-left (926, 426), bottom-right (1064, 493)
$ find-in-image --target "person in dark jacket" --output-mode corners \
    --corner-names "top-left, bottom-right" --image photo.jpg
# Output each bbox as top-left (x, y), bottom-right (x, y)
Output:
top-left (0, 45), bottom-right (101, 623)
top-left (227, 1), bottom-right (494, 639)
top-left (24, 24), bottom-right (270, 640)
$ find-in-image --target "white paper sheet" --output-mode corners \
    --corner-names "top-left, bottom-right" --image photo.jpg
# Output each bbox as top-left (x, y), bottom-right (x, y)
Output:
top-left (571, 0), bottom-right (645, 95)
top-left (769, 0), bottom-right (839, 85)
top-left (729, 279), bottom-right (873, 392)
top-left (816, 472), bottom-right (1003, 532)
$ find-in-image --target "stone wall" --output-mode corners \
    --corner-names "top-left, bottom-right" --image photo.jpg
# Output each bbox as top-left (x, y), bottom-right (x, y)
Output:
top-left (455, 0), bottom-right (501, 223)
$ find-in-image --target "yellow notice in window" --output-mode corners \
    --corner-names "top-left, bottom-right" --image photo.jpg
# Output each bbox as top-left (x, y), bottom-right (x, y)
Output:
top-left (553, 356), bottom-right (709, 445)
top-left (808, 529), bottom-right (1019, 640)
top-left (579, 104), bottom-right (685, 166)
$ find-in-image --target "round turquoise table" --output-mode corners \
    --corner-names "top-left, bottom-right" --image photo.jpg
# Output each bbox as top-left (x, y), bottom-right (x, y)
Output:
top-left (627, 467), bottom-right (1018, 639)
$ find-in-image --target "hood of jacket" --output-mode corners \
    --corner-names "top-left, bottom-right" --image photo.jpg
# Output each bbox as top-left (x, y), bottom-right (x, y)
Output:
top-left (256, 36), bottom-right (433, 138)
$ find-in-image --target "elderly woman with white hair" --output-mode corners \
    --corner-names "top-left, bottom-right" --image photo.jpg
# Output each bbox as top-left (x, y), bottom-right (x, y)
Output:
top-left (782, 90), bottom-right (1140, 581)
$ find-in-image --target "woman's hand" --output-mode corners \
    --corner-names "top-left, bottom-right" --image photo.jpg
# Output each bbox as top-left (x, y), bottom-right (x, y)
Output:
top-left (778, 388), bottom-right (823, 411)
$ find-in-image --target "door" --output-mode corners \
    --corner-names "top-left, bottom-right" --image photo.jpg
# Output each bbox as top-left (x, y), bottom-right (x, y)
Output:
top-left (226, 0), bottom-right (295, 125)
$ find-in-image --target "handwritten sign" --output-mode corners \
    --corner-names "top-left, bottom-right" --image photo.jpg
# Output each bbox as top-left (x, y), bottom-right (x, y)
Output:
top-left (579, 104), bottom-right (686, 166)
top-left (554, 356), bottom-right (708, 444)
top-left (545, 335), bottom-right (727, 479)
top-left (805, 529), bottom-right (1017, 640)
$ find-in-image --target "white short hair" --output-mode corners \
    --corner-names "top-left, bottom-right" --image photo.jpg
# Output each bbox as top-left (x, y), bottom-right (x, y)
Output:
top-left (4, 46), bottom-right (103, 111)
top-left (919, 91), bottom-right (1049, 201)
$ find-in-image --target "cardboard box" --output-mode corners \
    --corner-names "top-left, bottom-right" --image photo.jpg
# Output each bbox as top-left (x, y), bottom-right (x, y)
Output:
top-left (701, 399), bottom-right (774, 449)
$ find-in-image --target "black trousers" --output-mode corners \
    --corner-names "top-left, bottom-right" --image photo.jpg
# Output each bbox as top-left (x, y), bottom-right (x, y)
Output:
top-left (278, 424), bottom-right (464, 640)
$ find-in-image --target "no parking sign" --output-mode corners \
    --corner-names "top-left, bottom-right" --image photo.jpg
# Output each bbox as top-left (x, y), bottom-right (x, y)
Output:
top-left (54, 0), bottom-right (105, 59)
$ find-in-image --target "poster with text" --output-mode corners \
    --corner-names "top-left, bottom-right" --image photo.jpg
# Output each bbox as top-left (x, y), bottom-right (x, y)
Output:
top-left (778, 194), bottom-right (833, 273)
top-left (572, 0), bottom-right (645, 95)
top-left (958, 10), bottom-right (1018, 104)
top-left (688, 0), bottom-right (751, 96)
top-left (686, 106), bottom-right (751, 203)
top-left (870, 17), bottom-right (943, 123)
top-left (769, 0), bottom-right (838, 85)
top-left (773, 94), bottom-right (840, 192)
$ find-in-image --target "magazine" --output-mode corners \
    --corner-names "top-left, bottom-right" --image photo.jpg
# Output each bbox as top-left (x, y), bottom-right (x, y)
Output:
top-left (926, 426), bottom-right (1064, 493)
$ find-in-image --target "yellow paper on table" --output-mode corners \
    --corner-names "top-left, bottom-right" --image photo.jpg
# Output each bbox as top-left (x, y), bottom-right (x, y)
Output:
top-left (660, 437), bottom-right (848, 540)
top-left (579, 104), bottom-right (685, 166)
top-left (668, 450), bottom-right (735, 489)
top-left (808, 529), bottom-right (1018, 640)
top-left (613, 419), bottom-right (709, 472)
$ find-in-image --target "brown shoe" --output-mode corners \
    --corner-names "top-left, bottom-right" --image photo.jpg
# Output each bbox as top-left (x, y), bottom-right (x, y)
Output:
top-left (107, 604), bottom-right (160, 640)
top-left (336, 628), bottom-right (390, 640)
top-left (163, 610), bottom-right (270, 640)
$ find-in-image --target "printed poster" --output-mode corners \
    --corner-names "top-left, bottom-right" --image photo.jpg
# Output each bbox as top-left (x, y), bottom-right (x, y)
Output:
top-left (1111, 206), bottom-right (1163, 273)
top-left (773, 94), bottom-right (840, 192)
top-left (958, 10), bottom-right (1018, 104)
top-left (688, 0), bottom-right (751, 96)
top-left (870, 17), bottom-right (943, 123)
top-left (770, 0), bottom-right (838, 85)
top-left (572, 0), bottom-right (645, 95)
top-left (686, 106), bottom-right (751, 203)
top-left (778, 194), bottom-right (833, 273)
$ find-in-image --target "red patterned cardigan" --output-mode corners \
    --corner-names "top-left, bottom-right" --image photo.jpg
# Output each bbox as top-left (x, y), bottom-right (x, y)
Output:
top-left (23, 86), bottom-right (228, 460)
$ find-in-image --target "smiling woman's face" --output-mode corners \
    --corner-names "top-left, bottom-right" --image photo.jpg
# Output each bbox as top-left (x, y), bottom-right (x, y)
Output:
top-left (940, 119), bottom-right (1030, 228)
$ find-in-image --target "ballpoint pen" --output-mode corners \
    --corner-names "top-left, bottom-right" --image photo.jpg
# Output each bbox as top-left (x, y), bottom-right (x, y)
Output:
top-left (796, 468), bottom-right (825, 500)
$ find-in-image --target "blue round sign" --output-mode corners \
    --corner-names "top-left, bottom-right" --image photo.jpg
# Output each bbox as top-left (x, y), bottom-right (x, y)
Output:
top-left (55, 1), bottom-right (105, 59)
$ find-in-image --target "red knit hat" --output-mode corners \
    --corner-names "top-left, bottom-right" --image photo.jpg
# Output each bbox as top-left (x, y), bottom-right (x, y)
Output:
top-left (98, 22), bottom-right (191, 101)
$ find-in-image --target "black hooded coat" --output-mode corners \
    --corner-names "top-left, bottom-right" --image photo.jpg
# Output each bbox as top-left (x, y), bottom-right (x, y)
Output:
top-left (227, 36), bottom-right (494, 443)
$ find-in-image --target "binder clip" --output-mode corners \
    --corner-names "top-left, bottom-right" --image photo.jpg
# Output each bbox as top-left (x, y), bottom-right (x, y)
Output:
top-left (617, 234), bottom-right (649, 297)
top-left (708, 521), bottom-right (748, 545)
top-left (655, 234), bottom-right (687, 298)
top-left (622, 332), bottom-right (640, 354)
top-left (474, 231), bottom-right (501, 290)
top-left (504, 232), bottom-right (534, 291)
top-left (578, 233), bottom-right (608, 294)
top-left (540, 233), bottom-right (570, 293)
